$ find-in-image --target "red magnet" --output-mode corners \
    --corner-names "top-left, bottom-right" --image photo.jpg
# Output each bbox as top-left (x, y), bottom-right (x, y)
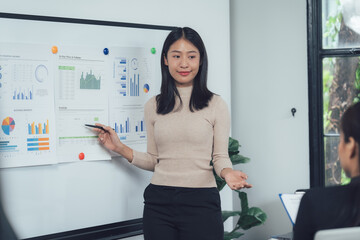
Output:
top-left (79, 152), bottom-right (85, 160)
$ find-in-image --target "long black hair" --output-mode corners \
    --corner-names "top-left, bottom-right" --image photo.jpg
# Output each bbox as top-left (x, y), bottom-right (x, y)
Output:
top-left (340, 102), bottom-right (360, 148)
top-left (156, 27), bottom-right (213, 114)
top-left (340, 102), bottom-right (360, 165)
top-left (339, 102), bottom-right (360, 226)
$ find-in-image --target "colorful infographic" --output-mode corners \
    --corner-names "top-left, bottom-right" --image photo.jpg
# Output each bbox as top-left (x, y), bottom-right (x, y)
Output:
top-left (55, 45), bottom-right (110, 163)
top-left (0, 43), bottom-right (159, 167)
top-left (109, 47), bottom-right (159, 145)
top-left (2, 117), bottom-right (15, 135)
top-left (111, 106), bottom-right (147, 143)
top-left (28, 120), bottom-right (49, 135)
top-left (0, 43), bottom-right (56, 168)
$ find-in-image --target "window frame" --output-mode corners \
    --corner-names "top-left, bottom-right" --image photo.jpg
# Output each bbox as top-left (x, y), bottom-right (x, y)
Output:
top-left (307, 0), bottom-right (360, 187)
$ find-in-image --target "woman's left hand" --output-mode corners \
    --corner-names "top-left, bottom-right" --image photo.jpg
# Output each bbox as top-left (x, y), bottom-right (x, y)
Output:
top-left (221, 168), bottom-right (253, 190)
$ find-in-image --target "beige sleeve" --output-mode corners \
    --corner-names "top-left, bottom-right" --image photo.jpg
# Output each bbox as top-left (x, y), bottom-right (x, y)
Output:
top-left (131, 98), bottom-right (158, 171)
top-left (212, 96), bottom-right (233, 177)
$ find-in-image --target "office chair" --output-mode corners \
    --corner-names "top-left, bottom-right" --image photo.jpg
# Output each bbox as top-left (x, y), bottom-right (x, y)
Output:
top-left (314, 226), bottom-right (360, 240)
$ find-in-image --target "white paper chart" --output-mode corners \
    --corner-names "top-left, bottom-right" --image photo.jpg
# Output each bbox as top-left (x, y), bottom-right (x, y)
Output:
top-left (109, 47), bottom-right (159, 145)
top-left (0, 44), bottom-right (160, 167)
top-left (54, 45), bottom-right (111, 162)
top-left (279, 192), bottom-right (305, 225)
top-left (0, 43), bottom-right (57, 168)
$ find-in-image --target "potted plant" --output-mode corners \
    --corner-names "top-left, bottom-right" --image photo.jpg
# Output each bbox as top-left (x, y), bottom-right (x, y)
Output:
top-left (213, 137), bottom-right (267, 240)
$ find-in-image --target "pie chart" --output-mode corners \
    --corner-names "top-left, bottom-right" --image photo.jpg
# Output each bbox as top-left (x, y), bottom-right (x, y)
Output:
top-left (2, 117), bottom-right (15, 135)
top-left (143, 83), bottom-right (150, 93)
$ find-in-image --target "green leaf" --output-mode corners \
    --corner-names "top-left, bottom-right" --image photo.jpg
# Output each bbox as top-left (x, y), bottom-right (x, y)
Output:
top-left (212, 137), bottom-right (267, 237)
top-left (224, 231), bottom-right (244, 240)
top-left (222, 210), bottom-right (241, 222)
top-left (237, 191), bottom-right (249, 212)
top-left (230, 154), bottom-right (250, 165)
top-left (237, 207), bottom-right (267, 230)
top-left (228, 137), bottom-right (240, 154)
top-left (356, 67), bottom-right (360, 82)
top-left (229, 150), bottom-right (240, 157)
top-left (215, 174), bottom-right (226, 191)
top-left (341, 169), bottom-right (351, 185)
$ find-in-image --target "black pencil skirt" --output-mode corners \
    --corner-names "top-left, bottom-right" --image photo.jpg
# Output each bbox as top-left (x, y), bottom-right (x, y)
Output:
top-left (142, 183), bottom-right (224, 240)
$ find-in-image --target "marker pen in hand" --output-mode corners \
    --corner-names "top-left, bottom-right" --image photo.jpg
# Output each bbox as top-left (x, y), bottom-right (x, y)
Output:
top-left (85, 124), bottom-right (114, 132)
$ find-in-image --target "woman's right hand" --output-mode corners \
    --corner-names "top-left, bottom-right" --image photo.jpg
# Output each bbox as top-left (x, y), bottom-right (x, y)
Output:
top-left (93, 123), bottom-right (134, 162)
top-left (93, 123), bottom-right (122, 152)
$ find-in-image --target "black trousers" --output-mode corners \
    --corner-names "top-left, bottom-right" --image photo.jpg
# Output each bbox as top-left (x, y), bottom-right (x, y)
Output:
top-left (143, 184), bottom-right (223, 240)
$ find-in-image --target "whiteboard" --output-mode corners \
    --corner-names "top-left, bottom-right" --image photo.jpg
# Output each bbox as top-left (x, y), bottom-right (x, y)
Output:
top-left (0, 13), bottom-right (173, 239)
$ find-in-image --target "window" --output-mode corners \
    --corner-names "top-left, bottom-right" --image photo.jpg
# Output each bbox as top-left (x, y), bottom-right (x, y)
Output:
top-left (308, 0), bottom-right (360, 187)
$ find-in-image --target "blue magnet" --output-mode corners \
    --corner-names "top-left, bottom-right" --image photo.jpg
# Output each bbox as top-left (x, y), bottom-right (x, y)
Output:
top-left (103, 48), bottom-right (109, 55)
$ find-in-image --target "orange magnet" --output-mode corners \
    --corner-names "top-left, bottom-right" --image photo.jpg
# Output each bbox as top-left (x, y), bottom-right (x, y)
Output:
top-left (79, 152), bottom-right (85, 160)
top-left (51, 46), bottom-right (58, 54)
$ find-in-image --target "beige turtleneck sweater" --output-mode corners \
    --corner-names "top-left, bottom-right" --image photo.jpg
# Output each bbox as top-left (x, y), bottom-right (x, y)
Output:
top-left (132, 86), bottom-right (233, 188)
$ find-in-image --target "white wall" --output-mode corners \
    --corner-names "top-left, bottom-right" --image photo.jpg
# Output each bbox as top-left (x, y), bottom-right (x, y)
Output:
top-left (230, 0), bottom-right (310, 239)
top-left (1, 0), bottom-right (312, 239)
top-left (0, 0), bottom-right (233, 238)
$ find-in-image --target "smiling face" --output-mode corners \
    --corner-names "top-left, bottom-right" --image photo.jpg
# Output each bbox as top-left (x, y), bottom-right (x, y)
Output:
top-left (164, 38), bottom-right (200, 87)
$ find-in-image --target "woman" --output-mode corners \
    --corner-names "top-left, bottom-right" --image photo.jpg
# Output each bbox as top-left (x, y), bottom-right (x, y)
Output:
top-left (95, 27), bottom-right (251, 240)
top-left (293, 102), bottom-right (360, 240)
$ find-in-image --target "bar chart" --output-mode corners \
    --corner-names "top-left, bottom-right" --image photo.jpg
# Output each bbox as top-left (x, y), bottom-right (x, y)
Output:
top-left (13, 86), bottom-right (33, 100)
top-left (115, 58), bottom-right (127, 96)
top-left (80, 70), bottom-right (101, 90)
top-left (134, 118), bottom-right (145, 133)
top-left (129, 74), bottom-right (140, 96)
top-left (112, 109), bottom-right (146, 143)
top-left (119, 58), bottom-right (127, 64)
top-left (28, 120), bottom-right (49, 135)
top-left (114, 116), bottom-right (145, 134)
top-left (114, 55), bottom-right (149, 98)
top-left (27, 137), bottom-right (50, 151)
top-left (0, 141), bottom-right (18, 153)
top-left (114, 117), bottom-right (130, 134)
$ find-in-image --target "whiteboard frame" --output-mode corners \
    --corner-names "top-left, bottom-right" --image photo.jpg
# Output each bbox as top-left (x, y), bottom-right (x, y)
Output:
top-left (0, 11), bottom-right (175, 240)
